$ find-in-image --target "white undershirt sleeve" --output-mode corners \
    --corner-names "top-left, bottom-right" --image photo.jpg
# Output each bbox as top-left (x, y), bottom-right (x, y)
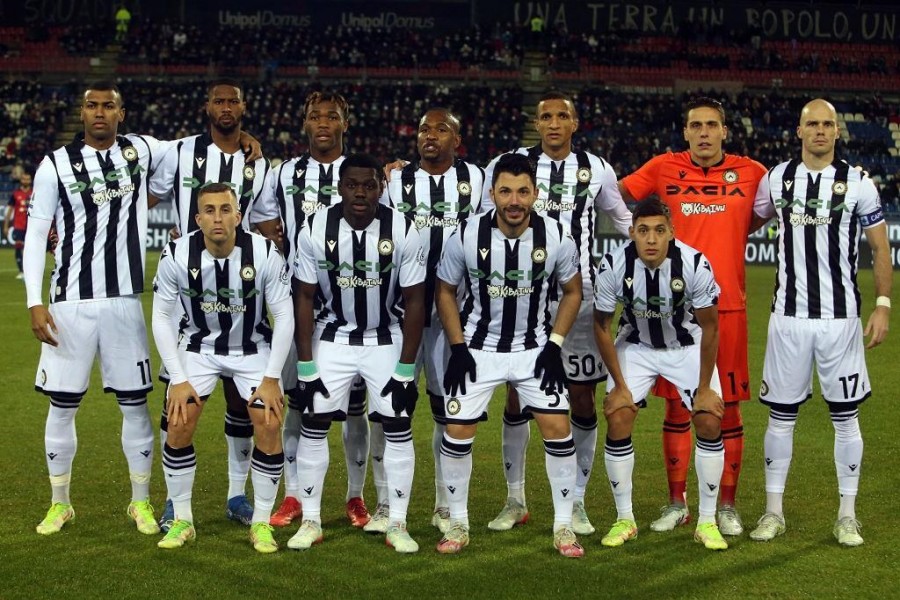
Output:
top-left (23, 217), bottom-right (52, 308)
top-left (264, 296), bottom-right (294, 379)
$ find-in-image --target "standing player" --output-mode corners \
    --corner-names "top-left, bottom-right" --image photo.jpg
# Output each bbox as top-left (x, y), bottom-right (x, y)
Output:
top-left (149, 79), bottom-right (272, 531)
top-left (483, 91), bottom-right (632, 535)
top-left (619, 97), bottom-right (768, 535)
top-left (385, 107), bottom-right (485, 533)
top-left (435, 153), bottom-right (584, 557)
top-left (251, 91), bottom-right (373, 530)
top-left (4, 172), bottom-right (31, 279)
top-left (151, 184), bottom-right (293, 552)
top-left (593, 198), bottom-right (729, 551)
top-left (289, 153), bottom-right (425, 553)
top-left (24, 81), bottom-right (162, 535)
top-left (749, 99), bottom-right (891, 547)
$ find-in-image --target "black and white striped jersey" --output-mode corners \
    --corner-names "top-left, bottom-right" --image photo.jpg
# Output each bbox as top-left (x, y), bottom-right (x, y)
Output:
top-left (385, 159), bottom-right (485, 325)
top-left (292, 203), bottom-right (426, 346)
top-left (753, 159), bottom-right (884, 319)
top-left (437, 210), bottom-right (580, 353)
top-left (594, 239), bottom-right (720, 350)
top-left (149, 132), bottom-right (270, 235)
top-left (251, 153), bottom-right (344, 269)
top-left (152, 229), bottom-right (289, 355)
top-left (30, 134), bottom-right (165, 302)
top-left (483, 146), bottom-right (632, 295)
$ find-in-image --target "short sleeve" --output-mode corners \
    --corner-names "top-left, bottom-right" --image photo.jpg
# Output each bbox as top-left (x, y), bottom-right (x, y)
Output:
top-left (592, 253), bottom-right (619, 313)
top-left (689, 254), bottom-right (720, 310)
top-left (856, 176), bottom-right (885, 229)
top-left (263, 243), bottom-right (292, 304)
top-left (436, 227), bottom-right (466, 286)
top-left (620, 153), bottom-right (666, 201)
top-left (753, 171), bottom-right (775, 220)
top-left (553, 230), bottom-right (580, 286)
top-left (398, 223), bottom-right (426, 288)
top-left (152, 243), bottom-right (180, 303)
top-left (291, 219), bottom-right (317, 285)
top-left (148, 142), bottom-right (177, 200)
top-left (250, 166), bottom-right (281, 224)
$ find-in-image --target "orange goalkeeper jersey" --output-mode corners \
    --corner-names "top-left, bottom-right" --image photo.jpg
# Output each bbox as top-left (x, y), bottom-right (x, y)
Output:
top-left (621, 151), bottom-right (767, 311)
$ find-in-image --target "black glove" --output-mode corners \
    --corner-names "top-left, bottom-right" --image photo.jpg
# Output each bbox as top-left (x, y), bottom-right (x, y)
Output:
top-left (534, 340), bottom-right (566, 394)
top-left (444, 343), bottom-right (477, 396)
top-left (380, 377), bottom-right (419, 416)
top-left (290, 373), bottom-right (331, 413)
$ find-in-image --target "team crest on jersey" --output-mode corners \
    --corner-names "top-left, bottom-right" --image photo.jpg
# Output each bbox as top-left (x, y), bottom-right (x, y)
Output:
top-left (378, 239), bottom-right (394, 255)
top-left (122, 146), bottom-right (138, 162)
top-left (40, 369), bottom-right (47, 385)
top-left (670, 277), bottom-right (685, 292)
top-left (832, 181), bottom-right (848, 195)
top-left (240, 265), bottom-right (256, 281)
top-left (531, 247), bottom-right (547, 263)
top-left (243, 165), bottom-right (255, 180)
top-left (760, 380), bottom-right (769, 397)
top-left (457, 181), bottom-right (472, 196)
top-left (723, 170), bottom-right (739, 184)
top-left (576, 167), bottom-right (592, 183)
top-left (446, 397), bottom-right (461, 415)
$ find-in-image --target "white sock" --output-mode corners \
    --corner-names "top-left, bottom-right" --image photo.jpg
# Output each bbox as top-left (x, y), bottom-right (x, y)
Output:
top-left (250, 447), bottom-right (284, 524)
top-left (763, 408), bottom-right (797, 516)
top-left (296, 422), bottom-right (330, 524)
top-left (369, 421), bottom-right (388, 505)
top-left (118, 399), bottom-right (154, 501)
top-left (604, 436), bottom-right (635, 521)
top-left (282, 403), bottom-right (303, 498)
top-left (383, 425), bottom-right (415, 524)
top-left (545, 435), bottom-right (577, 530)
top-left (225, 408), bottom-right (253, 500)
top-left (343, 412), bottom-right (369, 501)
top-left (432, 421), bottom-right (448, 508)
top-left (439, 433), bottom-right (474, 527)
top-left (163, 443), bottom-right (196, 524)
top-left (502, 411), bottom-right (530, 505)
top-left (45, 401), bottom-right (79, 505)
top-left (571, 413), bottom-right (598, 502)
top-left (694, 435), bottom-right (725, 524)
top-left (832, 407), bottom-right (863, 520)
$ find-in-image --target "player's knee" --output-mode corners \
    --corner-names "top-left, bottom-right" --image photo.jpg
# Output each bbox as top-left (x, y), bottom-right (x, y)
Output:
top-left (605, 408), bottom-right (636, 438)
top-left (692, 412), bottom-right (721, 439)
top-left (446, 422), bottom-right (477, 440)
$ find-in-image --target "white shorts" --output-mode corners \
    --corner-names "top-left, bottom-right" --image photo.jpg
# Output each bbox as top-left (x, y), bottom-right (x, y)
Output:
top-left (760, 315), bottom-right (870, 406)
top-left (312, 338), bottom-right (406, 420)
top-left (606, 340), bottom-right (721, 411)
top-left (174, 347), bottom-right (276, 400)
top-left (281, 340), bottom-right (366, 399)
top-left (555, 300), bottom-right (608, 384)
top-left (443, 347), bottom-right (570, 424)
top-left (417, 323), bottom-right (449, 398)
top-left (35, 296), bottom-right (152, 397)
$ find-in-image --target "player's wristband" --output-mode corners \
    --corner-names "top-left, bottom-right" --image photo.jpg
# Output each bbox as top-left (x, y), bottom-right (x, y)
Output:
top-left (876, 296), bottom-right (891, 309)
top-left (297, 360), bottom-right (318, 380)
top-left (549, 332), bottom-right (565, 347)
top-left (394, 362), bottom-right (416, 381)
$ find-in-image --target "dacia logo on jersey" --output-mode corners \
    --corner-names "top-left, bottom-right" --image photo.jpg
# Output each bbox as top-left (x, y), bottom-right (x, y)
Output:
top-left (394, 201), bottom-right (474, 214)
top-left (536, 182), bottom-right (593, 198)
top-left (619, 294), bottom-right (687, 309)
top-left (317, 259), bottom-right (396, 273)
top-left (468, 267), bottom-right (549, 281)
top-left (67, 164), bottom-right (146, 194)
top-left (665, 184), bottom-right (746, 197)
top-left (773, 197), bottom-right (847, 212)
top-left (180, 287), bottom-right (261, 299)
top-left (284, 184), bottom-right (338, 197)
top-left (181, 178), bottom-right (254, 199)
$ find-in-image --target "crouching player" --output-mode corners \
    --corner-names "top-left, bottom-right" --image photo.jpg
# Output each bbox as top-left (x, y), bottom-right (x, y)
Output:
top-left (151, 183), bottom-right (293, 553)
top-left (435, 153), bottom-right (585, 557)
top-left (593, 198), bottom-right (729, 551)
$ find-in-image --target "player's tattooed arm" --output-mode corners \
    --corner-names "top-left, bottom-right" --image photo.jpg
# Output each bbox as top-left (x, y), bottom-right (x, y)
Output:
top-left (594, 309), bottom-right (635, 416)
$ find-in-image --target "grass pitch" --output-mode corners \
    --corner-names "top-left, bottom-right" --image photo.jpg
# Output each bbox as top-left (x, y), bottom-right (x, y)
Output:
top-left (0, 249), bottom-right (897, 600)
